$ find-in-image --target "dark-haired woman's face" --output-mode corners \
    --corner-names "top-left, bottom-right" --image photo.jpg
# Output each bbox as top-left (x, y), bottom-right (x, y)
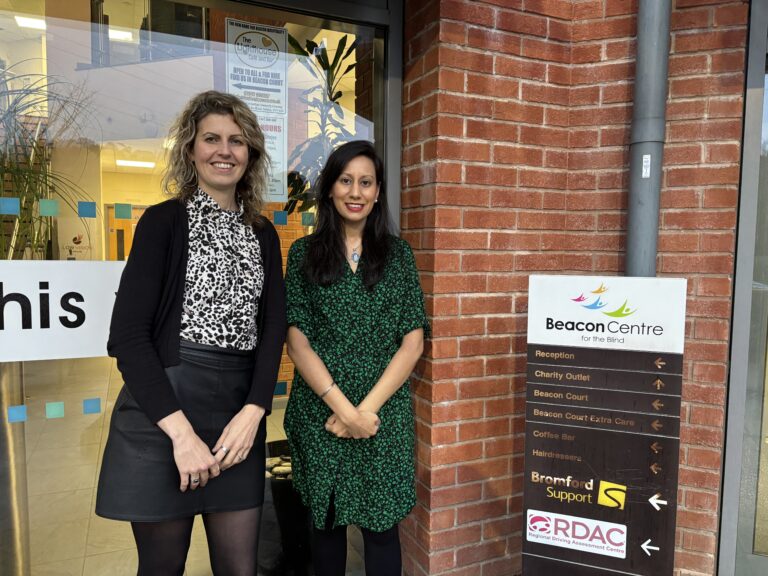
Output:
top-left (330, 155), bottom-right (380, 229)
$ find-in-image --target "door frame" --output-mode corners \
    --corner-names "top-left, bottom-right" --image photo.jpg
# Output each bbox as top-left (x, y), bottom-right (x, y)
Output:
top-left (719, 2), bottom-right (768, 574)
top-left (231, 0), bottom-right (404, 229)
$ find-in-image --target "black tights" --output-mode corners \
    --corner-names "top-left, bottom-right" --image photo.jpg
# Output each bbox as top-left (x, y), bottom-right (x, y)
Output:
top-left (131, 507), bottom-right (262, 576)
top-left (312, 498), bottom-right (401, 576)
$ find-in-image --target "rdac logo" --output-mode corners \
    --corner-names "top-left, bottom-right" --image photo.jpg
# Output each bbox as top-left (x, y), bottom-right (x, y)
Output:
top-left (528, 515), bottom-right (551, 533)
top-left (526, 509), bottom-right (627, 559)
top-left (571, 281), bottom-right (636, 318)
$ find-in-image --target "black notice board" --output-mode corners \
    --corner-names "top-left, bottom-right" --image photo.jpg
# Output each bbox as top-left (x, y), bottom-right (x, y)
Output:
top-left (523, 276), bottom-right (686, 576)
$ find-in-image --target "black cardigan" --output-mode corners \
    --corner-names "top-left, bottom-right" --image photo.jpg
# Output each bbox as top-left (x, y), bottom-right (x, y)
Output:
top-left (107, 198), bottom-right (287, 423)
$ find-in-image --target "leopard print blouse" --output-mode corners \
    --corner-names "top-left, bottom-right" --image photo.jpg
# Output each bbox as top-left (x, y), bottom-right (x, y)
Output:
top-left (179, 188), bottom-right (264, 350)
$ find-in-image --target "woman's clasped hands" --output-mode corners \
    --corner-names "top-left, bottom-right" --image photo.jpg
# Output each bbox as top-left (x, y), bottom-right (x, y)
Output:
top-left (160, 405), bottom-right (265, 492)
top-left (325, 407), bottom-right (380, 439)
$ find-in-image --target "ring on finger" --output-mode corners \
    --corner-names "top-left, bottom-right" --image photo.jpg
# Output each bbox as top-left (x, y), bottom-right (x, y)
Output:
top-left (191, 476), bottom-right (200, 484)
top-left (220, 446), bottom-right (229, 455)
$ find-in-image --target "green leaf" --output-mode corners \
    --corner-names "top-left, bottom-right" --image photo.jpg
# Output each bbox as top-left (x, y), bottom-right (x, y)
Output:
top-left (343, 37), bottom-right (359, 60)
top-left (330, 35), bottom-right (348, 74)
top-left (287, 34), bottom-right (308, 56)
top-left (317, 46), bottom-right (330, 70)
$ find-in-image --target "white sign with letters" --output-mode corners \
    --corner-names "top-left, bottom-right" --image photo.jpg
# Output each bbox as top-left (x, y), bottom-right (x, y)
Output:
top-left (528, 275), bottom-right (687, 354)
top-left (0, 261), bottom-right (125, 362)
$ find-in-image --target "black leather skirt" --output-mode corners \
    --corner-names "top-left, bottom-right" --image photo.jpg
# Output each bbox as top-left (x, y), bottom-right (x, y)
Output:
top-left (96, 340), bottom-right (266, 522)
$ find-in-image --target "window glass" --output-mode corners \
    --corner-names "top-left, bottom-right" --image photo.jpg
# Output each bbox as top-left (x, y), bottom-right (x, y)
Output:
top-left (0, 1), bottom-right (385, 572)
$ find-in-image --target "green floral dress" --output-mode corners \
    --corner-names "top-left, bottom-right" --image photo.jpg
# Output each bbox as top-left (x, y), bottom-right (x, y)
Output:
top-left (284, 235), bottom-right (429, 532)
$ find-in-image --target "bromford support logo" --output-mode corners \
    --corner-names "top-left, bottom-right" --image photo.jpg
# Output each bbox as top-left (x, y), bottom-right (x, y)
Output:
top-left (545, 282), bottom-right (665, 337)
top-left (527, 509), bottom-right (627, 559)
top-left (531, 472), bottom-right (627, 511)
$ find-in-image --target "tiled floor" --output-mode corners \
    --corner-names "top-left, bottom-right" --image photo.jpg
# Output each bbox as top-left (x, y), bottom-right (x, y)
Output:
top-left (18, 357), bottom-right (364, 575)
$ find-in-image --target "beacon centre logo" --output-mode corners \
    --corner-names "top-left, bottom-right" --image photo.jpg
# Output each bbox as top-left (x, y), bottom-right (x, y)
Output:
top-left (526, 509), bottom-right (627, 559)
top-left (544, 280), bottom-right (665, 339)
top-left (571, 282), bottom-right (636, 318)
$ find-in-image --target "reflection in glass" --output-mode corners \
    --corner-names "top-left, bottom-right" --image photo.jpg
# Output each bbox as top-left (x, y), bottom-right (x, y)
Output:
top-left (0, 2), bottom-right (385, 573)
top-left (753, 76), bottom-right (768, 556)
top-left (1, 1), bottom-right (381, 263)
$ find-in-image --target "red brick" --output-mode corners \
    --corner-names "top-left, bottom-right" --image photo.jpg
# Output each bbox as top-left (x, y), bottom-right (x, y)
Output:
top-left (456, 538), bottom-right (507, 566)
top-left (493, 100), bottom-right (545, 123)
top-left (670, 73), bottom-right (744, 97)
top-left (671, 7), bottom-right (711, 30)
top-left (674, 29), bottom-right (746, 52)
top-left (495, 55), bottom-right (547, 81)
top-left (467, 27), bottom-right (522, 55)
top-left (429, 481), bottom-right (483, 506)
top-left (439, 45), bottom-right (494, 73)
top-left (521, 37), bottom-right (569, 62)
top-left (572, 16), bottom-right (636, 41)
top-left (571, 61), bottom-right (634, 85)
top-left (429, 524), bottom-right (482, 550)
top-left (713, 4), bottom-right (749, 27)
top-left (669, 54), bottom-right (709, 76)
top-left (711, 50), bottom-right (746, 73)
top-left (456, 498), bottom-right (509, 524)
top-left (467, 74), bottom-right (520, 99)
top-left (458, 418), bottom-right (511, 441)
top-left (496, 11), bottom-right (548, 37)
top-left (522, 0), bottom-right (572, 19)
top-left (666, 166), bottom-right (740, 187)
top-left (458, 378), bottom-right (511, 399)
top-left (441, 0), bottom-right (496, 26)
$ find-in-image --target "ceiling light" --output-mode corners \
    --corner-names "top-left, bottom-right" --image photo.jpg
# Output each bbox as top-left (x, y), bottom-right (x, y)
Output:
top-left (15, 16), bottom-right (46, 30)
top-left (108, 29), bottom-right (134, 42)
top-left (116, 159), bottom-right (155, 169)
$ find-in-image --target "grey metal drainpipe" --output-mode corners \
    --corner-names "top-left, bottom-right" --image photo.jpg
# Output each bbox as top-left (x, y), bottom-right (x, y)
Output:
top-left (625, 0), bottom-right (673, 277)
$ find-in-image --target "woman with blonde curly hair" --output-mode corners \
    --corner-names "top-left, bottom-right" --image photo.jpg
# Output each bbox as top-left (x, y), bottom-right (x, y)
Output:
top-left (96, 90), bottom-right (286, 575)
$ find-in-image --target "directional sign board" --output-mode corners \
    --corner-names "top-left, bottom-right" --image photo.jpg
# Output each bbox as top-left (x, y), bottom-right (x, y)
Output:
top-left (523, 275), bottom-right (686, 575)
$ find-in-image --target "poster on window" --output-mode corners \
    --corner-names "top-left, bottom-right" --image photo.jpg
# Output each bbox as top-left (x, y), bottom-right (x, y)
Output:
top-left (258, 114), bottom-right (288, 202)
top-left (226, 19), bottom-right (287, 114)
top-left (226, 19), bottom-right (288, 201)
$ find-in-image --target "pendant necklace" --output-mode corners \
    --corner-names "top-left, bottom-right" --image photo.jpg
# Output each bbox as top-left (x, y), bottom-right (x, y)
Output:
top-left (349, 243), bottom-right (361, 263)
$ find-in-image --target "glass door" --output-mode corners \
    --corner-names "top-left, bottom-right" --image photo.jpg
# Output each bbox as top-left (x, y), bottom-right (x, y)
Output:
top-left (0, 0), bottom-right (392, 573)
top-left (723, 2), bottom-right (768, 574)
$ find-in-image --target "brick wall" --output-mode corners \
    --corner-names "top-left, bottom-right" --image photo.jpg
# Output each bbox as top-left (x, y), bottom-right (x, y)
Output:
top-left (400, 1), bottom-right (748, 574)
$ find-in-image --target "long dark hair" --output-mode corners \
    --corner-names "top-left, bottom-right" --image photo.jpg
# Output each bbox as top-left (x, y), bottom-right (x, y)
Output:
top-left (304, 140), bottom-right (393, 289)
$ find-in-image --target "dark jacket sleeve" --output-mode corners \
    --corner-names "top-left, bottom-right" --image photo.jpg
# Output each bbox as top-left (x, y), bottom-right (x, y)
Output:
top-left (107, 204), bottom-right (182, 423)
top-left (247, 220), bottom-right (287, 411)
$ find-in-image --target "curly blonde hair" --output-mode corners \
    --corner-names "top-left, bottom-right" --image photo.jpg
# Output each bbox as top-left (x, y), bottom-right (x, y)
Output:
top-left (163, 90), bottom-right (270, 226)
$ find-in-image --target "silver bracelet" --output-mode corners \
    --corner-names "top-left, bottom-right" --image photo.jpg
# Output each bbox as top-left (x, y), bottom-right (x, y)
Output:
top-left (319, 381), bottom-right (336, 399)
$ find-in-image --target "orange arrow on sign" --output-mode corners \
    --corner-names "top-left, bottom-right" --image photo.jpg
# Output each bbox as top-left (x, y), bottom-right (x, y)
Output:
top-left (653, 378), bottom-right (665, 391)
top-left (650, 442), bottom-right (663, 454)
top-left (654, 358), bottom-right (666, 369)
top-left (651, 420), bottom-right (663, 432)
top-left (652, 399), bottom-right (664, 411)
top-left (650, 463), bottom-right (662, 475)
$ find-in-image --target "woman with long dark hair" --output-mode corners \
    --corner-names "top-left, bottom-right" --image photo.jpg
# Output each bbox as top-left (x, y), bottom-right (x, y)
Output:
top-left (96, 90), bottom-right (286, 575)
top-left (284, 140), bottom-right (429, 576)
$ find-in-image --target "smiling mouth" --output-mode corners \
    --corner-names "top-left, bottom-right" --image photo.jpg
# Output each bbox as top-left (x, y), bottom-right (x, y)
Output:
top-left (345, 203), bottom-right (364, 211)
top-left (212, 162), bottom-right (235, 169)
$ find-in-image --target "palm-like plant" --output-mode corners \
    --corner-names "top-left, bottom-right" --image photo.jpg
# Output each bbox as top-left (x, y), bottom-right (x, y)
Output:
top-left (284, 34), bottom-right (357, 215)
top-left (0, 61), bottom-right (93, 259)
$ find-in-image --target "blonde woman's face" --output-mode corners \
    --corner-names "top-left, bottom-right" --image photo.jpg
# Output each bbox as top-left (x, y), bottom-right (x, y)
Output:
top-left (189, 113), bottom-right (248, 198)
